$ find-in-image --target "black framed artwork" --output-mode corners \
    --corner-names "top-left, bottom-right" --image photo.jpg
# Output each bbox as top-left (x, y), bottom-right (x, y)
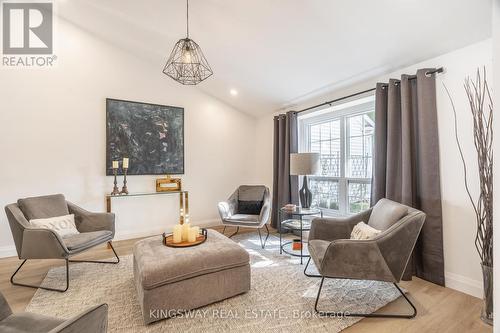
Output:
top-left (106, 98), bottom-right (184, 175)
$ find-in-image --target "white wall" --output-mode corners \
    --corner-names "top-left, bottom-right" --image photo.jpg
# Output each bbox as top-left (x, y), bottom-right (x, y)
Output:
top-left (255, 39), bottom-right (492, 298)
top-left (492, 1), bottom-right (500, 331)
top-left (0, 18), bottom-right (258, 256)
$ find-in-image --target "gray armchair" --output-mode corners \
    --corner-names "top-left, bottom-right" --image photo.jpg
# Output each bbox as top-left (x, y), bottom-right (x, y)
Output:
top-left (305, 198), bottom-right (425, 318)
top-left (218, 185), bottom-right (271, 248)
top-left (5, 194), bottom-right (119, 292)
top-left (0, 291), bottom-right (107, 332)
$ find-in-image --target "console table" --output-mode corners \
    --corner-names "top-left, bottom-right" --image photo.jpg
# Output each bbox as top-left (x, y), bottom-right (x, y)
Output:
top-left (105, 191), bottom-right (190, 224)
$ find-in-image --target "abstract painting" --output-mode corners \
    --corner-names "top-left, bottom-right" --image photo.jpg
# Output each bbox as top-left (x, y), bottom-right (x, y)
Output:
top-left (106, 98), bottom-right (184, 175)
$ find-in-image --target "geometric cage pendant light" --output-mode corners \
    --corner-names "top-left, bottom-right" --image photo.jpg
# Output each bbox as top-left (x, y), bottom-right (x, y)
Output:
top-left (163, 0), bottom-right (213, 85)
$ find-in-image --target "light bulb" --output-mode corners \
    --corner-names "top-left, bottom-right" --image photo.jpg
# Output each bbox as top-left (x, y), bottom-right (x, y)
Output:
top-left (182, 47), bottom-right (192, 63)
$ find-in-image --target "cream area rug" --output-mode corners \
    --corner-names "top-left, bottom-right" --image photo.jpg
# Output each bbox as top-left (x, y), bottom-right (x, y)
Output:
top-left (26, 233), bottom-right (403, 332)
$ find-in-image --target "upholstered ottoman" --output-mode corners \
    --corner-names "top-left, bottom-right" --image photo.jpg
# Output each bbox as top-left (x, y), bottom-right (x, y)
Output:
top-left (133, 229), bottom-right (250, 324)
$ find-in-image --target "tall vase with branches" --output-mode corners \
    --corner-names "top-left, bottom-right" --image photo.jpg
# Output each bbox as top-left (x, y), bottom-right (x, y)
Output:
top-left (444, 68), bottom-right (493, 325)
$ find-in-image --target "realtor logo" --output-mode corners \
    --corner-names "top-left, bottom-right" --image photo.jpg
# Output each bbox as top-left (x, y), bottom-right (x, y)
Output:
top-left (2, 1), bottom-right (56, 67)
top-left (3, 2), bottom-right (52, 54)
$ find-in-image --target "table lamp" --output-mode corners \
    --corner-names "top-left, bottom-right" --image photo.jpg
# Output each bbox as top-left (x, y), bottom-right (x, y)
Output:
top-left (290, 153), bottom-right (320, 208)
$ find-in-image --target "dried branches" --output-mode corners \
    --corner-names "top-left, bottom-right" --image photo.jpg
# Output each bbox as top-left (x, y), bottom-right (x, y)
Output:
top-left (443, 68), bottom-right (493, 267)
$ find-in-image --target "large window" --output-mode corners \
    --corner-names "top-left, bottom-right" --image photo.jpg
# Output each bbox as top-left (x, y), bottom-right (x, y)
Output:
top-left (299, 95), bottom-right (375, 215)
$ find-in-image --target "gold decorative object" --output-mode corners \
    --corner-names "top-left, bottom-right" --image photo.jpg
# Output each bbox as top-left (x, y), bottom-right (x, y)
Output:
top-left (178, 191), bottom-right (189, 225)
top-left (156, 176), bottom-right (182, 192)
top-left (179, 191), bottom-right (186, 225)
top-left (185, 192), bottom-right (189, 223)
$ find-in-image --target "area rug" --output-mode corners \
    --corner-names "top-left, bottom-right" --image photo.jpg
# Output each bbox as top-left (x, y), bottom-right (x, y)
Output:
top-left (26, 233), bottom-right (403, 332)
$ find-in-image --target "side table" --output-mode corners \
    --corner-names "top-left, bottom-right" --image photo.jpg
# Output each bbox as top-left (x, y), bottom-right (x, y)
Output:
top-left (279, 207), bottom-right (323, 264)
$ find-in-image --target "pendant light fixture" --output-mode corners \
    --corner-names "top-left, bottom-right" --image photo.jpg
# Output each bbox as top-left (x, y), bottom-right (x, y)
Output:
top-left (163, 0), bottom-right (213, 85)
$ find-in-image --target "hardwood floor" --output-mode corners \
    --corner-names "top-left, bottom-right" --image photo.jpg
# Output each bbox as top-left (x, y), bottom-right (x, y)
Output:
top-left (0, 227), bottom-right (492, 333)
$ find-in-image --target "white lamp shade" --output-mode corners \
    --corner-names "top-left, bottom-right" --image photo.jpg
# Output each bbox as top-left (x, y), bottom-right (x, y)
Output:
top-left (290, 153), bottom-right (320, 176)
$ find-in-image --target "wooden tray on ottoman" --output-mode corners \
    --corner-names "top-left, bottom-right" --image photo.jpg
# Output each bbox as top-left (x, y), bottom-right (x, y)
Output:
top-left (162, 228), bottom-right (208, 248)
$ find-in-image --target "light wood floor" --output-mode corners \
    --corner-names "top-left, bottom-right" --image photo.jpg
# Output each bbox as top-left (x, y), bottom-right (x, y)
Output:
top-left (0, 226), bottom-right (492, 333)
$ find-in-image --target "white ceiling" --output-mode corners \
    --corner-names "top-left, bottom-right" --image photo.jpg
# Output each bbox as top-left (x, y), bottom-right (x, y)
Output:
top-left (57, 0), bottom-right (492, 116)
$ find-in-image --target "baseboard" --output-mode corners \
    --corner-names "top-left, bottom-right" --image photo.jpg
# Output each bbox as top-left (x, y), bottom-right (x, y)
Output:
top-left (445, 271), bottom-right (483, 298)
top-left (0, 245), bottom-right (17, 258)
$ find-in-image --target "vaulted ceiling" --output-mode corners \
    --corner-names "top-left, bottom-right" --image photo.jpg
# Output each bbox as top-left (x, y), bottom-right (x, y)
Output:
top-left (58, 0), bottom-right (492, 115)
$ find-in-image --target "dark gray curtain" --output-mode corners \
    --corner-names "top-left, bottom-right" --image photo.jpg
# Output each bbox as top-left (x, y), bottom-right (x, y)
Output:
top-left (371, 68), bottom-right (445, 286)
top-left (271, 111), bottom-right (299, 228)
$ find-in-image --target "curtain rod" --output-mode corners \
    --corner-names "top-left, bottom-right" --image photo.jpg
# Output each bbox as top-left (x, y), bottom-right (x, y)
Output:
top-left (297, 67), bottom-right (444, 114)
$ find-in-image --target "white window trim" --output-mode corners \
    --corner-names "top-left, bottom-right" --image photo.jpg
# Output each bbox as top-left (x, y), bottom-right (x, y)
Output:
top-left (298, 95), bottom-right (375, 217)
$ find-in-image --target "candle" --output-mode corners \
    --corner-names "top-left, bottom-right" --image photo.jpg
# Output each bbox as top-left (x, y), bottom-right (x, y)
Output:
top-left (112, 160), bottom-right (119, 169)
top-left (182, 223), bottom-right (191, 241)
top-left (191, 226), bottom-right (200, 237)
top-left (173, 225), bottom-right (182, 243)
top-left (123, 157), bottom-right (129, 169)
top-left (188, 228), bottom-right (197, 243)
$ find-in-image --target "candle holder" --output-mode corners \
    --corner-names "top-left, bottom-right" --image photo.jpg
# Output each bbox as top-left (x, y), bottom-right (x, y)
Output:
top-left (120, 168), bottom-right (129, 195)
top-left (111, 168), bottom-right (120, 195)
top-left (163, 228), bottom-right (208, 248)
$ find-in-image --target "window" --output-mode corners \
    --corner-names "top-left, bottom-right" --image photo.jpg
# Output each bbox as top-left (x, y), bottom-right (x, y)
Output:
top-left (298, 95), bottom-right (375, 215)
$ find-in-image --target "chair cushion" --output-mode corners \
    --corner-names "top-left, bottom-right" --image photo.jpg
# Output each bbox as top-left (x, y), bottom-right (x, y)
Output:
top-left (237, 200), bottom-right (263, 215)
top-left (238, 185), bottom-right (266, 201)
top-left (63, 230), bottom-right (113, 251)
top-left (0, 312), bottom-right (64, 333)
top-left (225, 214), bottom-right (260, 224)
top-left (18, 194), bottom-right (69, 220)
top-left (368, 199), bottom-right (408, 231)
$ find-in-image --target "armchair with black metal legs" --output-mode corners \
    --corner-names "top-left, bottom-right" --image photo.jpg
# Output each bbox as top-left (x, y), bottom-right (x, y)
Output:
top-left (0, 290), bottom-right (108, 332)
top-left (5, 194), bottom-right (120, 293)
top-left (304, 198), bottom-right (426, 318)
top-left (218, 185), bottom-right (271, 249)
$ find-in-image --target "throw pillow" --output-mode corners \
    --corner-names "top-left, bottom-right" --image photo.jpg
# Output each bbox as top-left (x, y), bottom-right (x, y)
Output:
top-left (18, 194), bottom-right (69, 220)
top-left (368, 199), bottom-right (407, 231)
top-left (30, 214), bottom-right (80, 238)
top-left (350, 221), bottom-right (382, 240)
top-left (238, 200), bottom-right (263, 215)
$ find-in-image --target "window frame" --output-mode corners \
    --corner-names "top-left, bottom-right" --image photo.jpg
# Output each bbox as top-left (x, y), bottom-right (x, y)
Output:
top-left (298, 95), bottom-right (375, 216)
